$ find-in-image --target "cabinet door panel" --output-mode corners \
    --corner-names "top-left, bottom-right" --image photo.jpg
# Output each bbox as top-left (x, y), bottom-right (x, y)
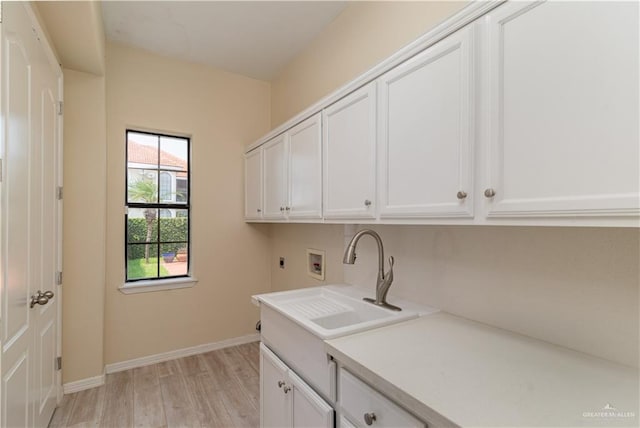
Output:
top-left (339, 370), bottom-right (424, 428)
top-left (289, 114), bottom-right (322, 219)
top-left (483, 1), bottom-right (639, 217)
top-left (323, 83), bottom-right (377, 219)
top-left (290, 370), bottom-right (333, 428)
top-left (263, 135), bottom-right (288, 220)
top-left (379, 27), bottom-right (474, 218)
top-left (260, 344), bottom-right (291, 428)
top-left (245, 148), bottom-right (263, 220)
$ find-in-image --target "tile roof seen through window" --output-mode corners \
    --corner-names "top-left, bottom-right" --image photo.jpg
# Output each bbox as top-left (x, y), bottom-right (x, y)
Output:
top-left (128, 140), bottom-right (187, 171)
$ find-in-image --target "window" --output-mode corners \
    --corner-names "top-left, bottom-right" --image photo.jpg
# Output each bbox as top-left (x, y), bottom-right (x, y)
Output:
top-left (176, 178), bottom-right (188, 203)
top-left (159, 172), bottom-right (172, 202)
top-left (126, 130), bottom-right (190, 282)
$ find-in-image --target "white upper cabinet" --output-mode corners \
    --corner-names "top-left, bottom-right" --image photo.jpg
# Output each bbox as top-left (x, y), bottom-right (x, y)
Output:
top-left (323, 83), bottom-right (377, 220)
top-left (263, 134), bottom-right (288, 220)
top-left (288, 113), bottom-right (323, 219)
top-left (262, 114), bottom-right (322, 221)
top-left (246, 0), bottom-right (639, 227)
top-left (244, 148), bottom-right (263, 221)
top-left (480, 1), bottom-right (640, 219)
top-left (378, 26), bottom-right (474, 219)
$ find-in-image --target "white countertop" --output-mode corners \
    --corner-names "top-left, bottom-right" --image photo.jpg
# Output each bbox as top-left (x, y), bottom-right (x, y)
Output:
top-left (326, 312), bottom-right (639, 427)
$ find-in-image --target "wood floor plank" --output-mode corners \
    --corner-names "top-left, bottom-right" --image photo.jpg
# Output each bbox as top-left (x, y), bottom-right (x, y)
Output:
top-left (159, 374), bottom-right (201, 428)
top-left (133, 364), bottom-right (160, 389)
top-left (100, 370), bottom-right (134, 428)
top-left (66, 383), bottom-right (106, 427)
top-left (201, 350), bottom-right (236, 390)
top-left (184, 372), bottom-right (234, 428)
top-left (221, 347), bottom-right (260, 409)
top-left (50, 343), bottom-right (261, 428)
top-left (157, 359), bottom-right (182, 378)
top-left (218, 378), bottom-right (260, 428)
top-left (177, 354), bottom-right (208, 377)
top-left (48, 393), bottom-right (76, 428)
top-left (134, 364), bottom-right (167, 428)
top-left (236, 342), bottom-right (260, 374)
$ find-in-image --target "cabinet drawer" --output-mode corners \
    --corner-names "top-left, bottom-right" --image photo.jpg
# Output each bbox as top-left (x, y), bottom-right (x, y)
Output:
top-left (339, 369), bottom-right (425, 428)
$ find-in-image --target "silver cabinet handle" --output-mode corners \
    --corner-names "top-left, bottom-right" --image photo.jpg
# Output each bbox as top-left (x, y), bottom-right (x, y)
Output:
top-left (285, 206), bottom-right (290, 211)
top-left (283, 385), bottom-right (291, 394)
top-left (484, 188), bottom-right (496, 198)
top-left (456, 191), bottom-right (467, 200)
top-left (257, 208), bottom-right (261, 213)
top-left (364, 412), bottom-right (377, 426)
top-left (280, 206), bottom-right (284, 212)
top-left (277, 380), bottom-right (285, 388)
top-left (364, 199), bottom-right (372, 207)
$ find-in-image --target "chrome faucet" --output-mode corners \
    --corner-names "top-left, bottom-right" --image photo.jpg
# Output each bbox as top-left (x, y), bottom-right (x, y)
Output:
top-left (343, 229), bottom-right (401, 311)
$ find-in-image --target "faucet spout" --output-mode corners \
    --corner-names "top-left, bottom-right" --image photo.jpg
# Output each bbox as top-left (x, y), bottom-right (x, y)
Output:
top-left (343, 229), bottom-right (401, 311)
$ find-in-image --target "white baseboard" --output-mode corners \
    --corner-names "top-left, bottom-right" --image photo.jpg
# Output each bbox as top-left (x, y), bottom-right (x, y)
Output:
top-left (104, 333), bottom-right (260, 374)
top-left (63, 374), bottom-right (105, 394)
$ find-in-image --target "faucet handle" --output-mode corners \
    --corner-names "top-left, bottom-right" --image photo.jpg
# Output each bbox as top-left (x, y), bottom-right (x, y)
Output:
top-left (385, 256), bottom-right (394, 282)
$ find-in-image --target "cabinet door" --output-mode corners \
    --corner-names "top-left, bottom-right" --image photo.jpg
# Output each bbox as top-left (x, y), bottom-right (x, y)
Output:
top-left (289, 370), bottom-right (333, 428)
top-left (378, 26), bottom-right (474, 219)
top-left (261, 344), bottom-right (291, 428)
top-left (263, 134), bottom-right (288, 220)
top-left (245, 148), bottom-right (263, 220)
top-left (288, 113), bottom-right (322, 219)
top-left (482, 1), bottom-right (639, 218)
top-left (323, 83), bottom-right (377, 220)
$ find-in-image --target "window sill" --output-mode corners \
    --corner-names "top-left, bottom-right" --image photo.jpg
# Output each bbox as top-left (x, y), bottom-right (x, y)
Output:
top-left (119, 277), bottom-right (198, 294)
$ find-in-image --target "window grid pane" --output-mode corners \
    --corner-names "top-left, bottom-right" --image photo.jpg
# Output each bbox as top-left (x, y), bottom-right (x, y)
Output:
top-left (126, 130), bottom-right (190, 282)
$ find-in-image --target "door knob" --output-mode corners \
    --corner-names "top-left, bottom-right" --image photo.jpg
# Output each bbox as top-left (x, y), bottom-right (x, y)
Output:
top-left (277, 380), bottom-right (285, 388)
top-left (30, 290), bottom-right (53, 308)
top-left (484, 188), bottom-right (496, 198)
top-left (283, 385), bottom-right (291, 394)
top-left (364, 412), bottom-right (377, 425)
top-left (456, 191), bottom-right (467, 200)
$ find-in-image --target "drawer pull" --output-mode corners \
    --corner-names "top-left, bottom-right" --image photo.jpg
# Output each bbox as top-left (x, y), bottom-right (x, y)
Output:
top-left (484, 188), bottom-right (496, 198)
top-left (364, 412), bottom-right (377, 426)
top-left (283, 385), bottom-right (292, 394)
top-left (277, 380), bottom-right (285, 388)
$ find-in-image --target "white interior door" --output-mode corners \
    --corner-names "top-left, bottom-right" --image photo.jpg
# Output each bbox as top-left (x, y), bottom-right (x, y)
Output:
top-left (1, 3), bottom-right (61, 427)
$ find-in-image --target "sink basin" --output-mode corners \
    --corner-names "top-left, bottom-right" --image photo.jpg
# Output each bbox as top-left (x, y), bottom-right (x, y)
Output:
top-left (253, 284), bottom-right (438, 340)
top-left (311, 308), bottom-right (387, 330)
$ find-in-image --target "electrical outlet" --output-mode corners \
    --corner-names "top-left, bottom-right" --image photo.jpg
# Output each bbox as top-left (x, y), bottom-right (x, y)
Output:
top-left (279, 257), bottom-right (285, 269)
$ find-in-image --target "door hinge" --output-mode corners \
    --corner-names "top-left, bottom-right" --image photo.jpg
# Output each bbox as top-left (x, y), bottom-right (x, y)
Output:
top-left (57, 186), bottom-right (63, 200)
top-left (56, 271), bottom-right (63, 285)
top-left (56, 357), bottom-right (62, 371)
top-left (57, 101), bottom-right (63, 116)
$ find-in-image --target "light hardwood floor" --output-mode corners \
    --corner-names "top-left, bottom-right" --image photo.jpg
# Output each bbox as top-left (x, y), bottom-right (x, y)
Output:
top-left (49, 342), bottom-right (260, 428)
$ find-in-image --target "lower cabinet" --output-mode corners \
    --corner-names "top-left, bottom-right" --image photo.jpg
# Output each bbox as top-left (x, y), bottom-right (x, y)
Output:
top-left (261, 343), bottom-right (334, 428)
top-left (339, 369), bottom-right (425, 428)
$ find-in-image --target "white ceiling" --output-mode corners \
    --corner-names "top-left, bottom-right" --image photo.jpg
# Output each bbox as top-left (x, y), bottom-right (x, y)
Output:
top-left (101, 1), bottom-right (347, 81)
